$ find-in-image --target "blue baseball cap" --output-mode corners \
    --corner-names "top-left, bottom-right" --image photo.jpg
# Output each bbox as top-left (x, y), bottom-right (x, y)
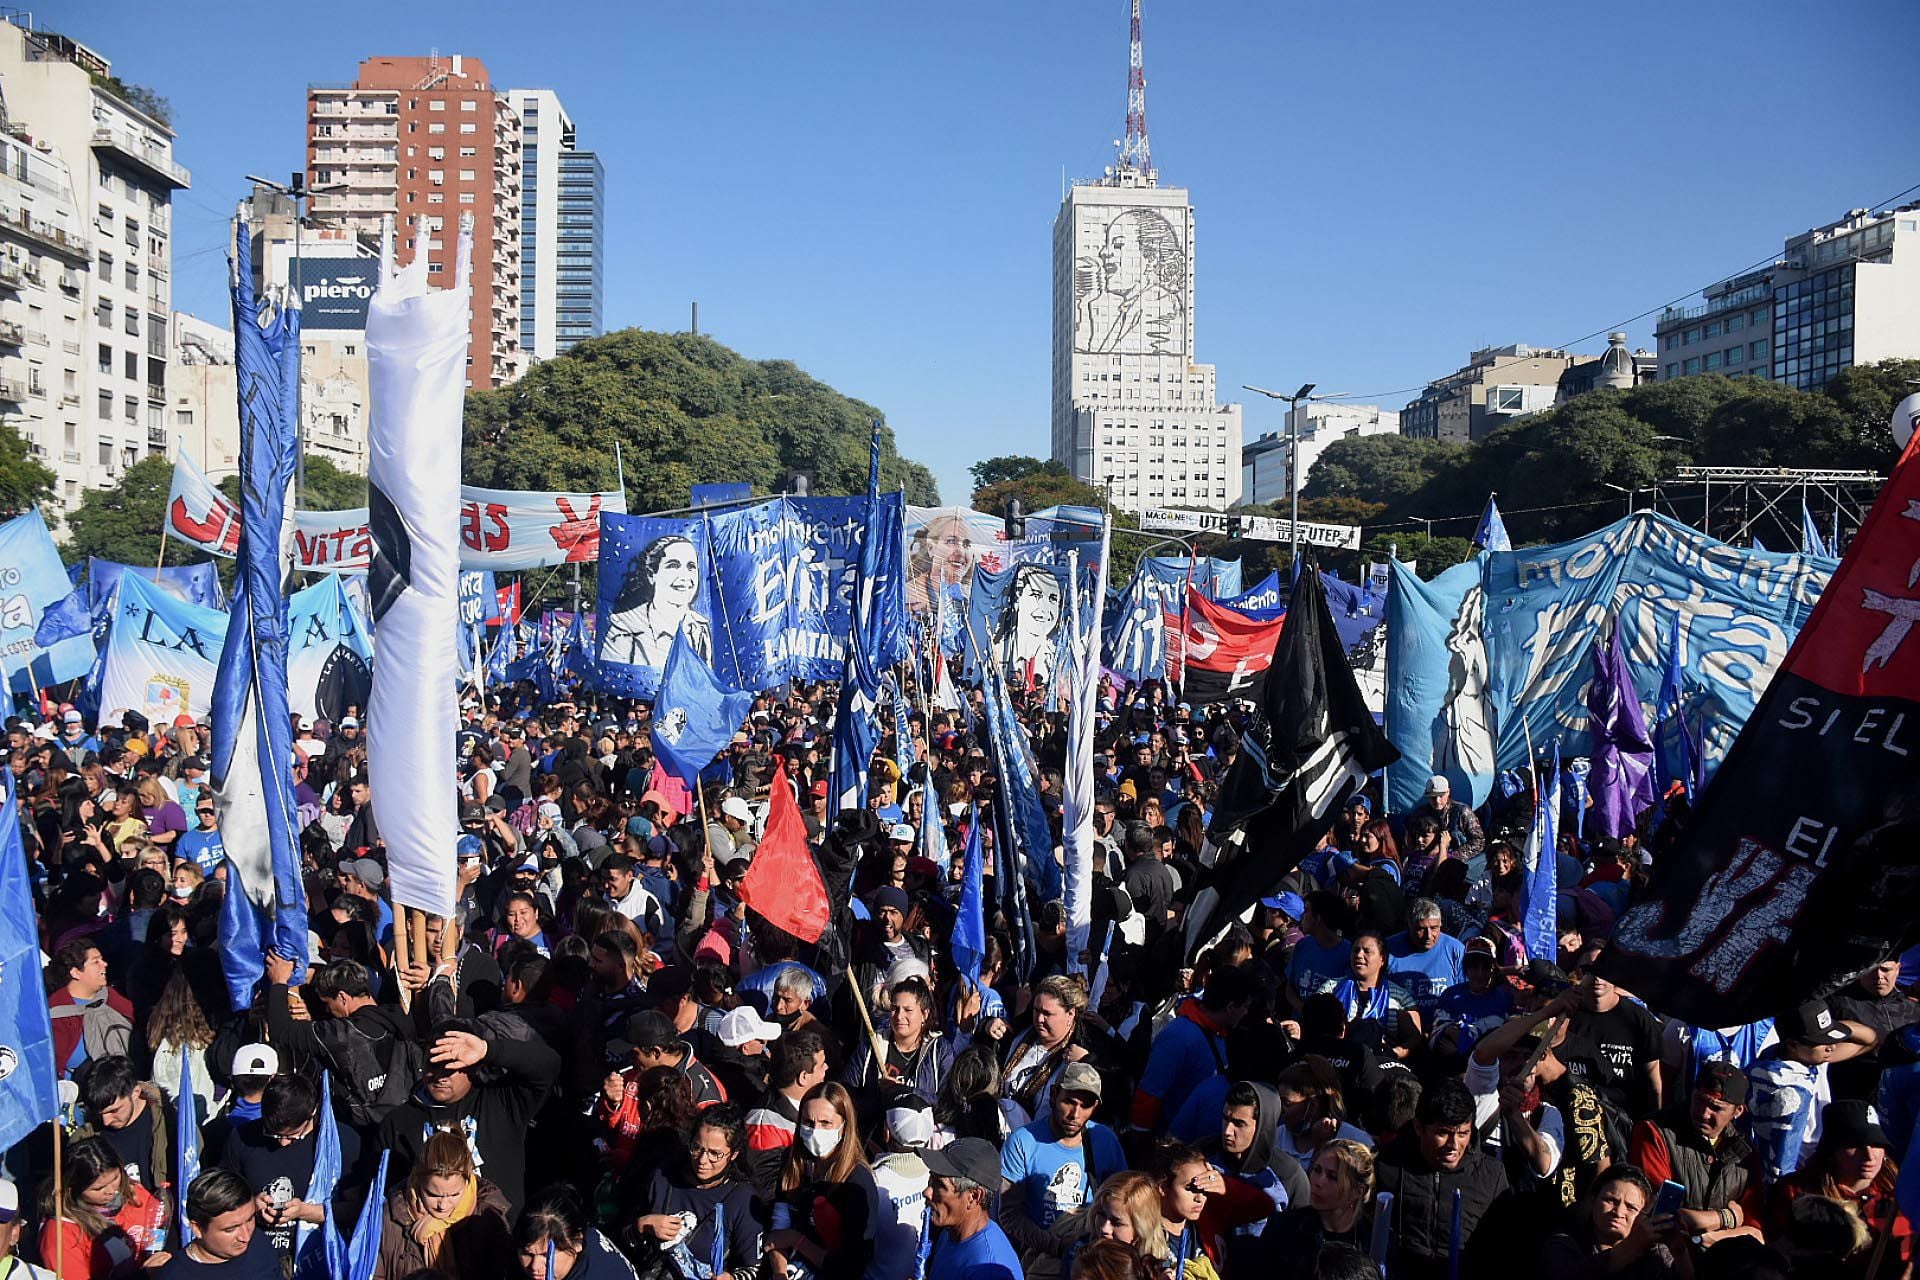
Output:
top-left (455, 834), bottom-right (484, 860)
top-left (1260, 891), bottom-right (1306, 920)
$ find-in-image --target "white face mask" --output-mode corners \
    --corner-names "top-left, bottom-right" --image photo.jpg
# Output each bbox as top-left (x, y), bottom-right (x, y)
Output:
top-left (170, 885), bottom-right (192, 900)
top-left (796, 1123), bottom-right (842, 1159)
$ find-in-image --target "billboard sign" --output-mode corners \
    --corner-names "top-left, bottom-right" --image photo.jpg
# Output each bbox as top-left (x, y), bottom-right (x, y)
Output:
top-left (290, 257), bottom-right (379, 331)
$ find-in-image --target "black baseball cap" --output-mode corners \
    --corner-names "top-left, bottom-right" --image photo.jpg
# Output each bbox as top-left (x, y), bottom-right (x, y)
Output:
top-left (1695, 1061), bottom-right (1750, 1105)
top-left (1779, 999), bottom-right (1850, 1046)
top-left (1820, 1099), bottom-right (1889, 1150)
top-left (921, 1137), bottom-right (1001, 1189)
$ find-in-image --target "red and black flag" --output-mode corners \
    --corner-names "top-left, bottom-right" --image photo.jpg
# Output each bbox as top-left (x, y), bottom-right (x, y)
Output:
top-left (1602, 436), bottom-right (1920, 1025)
top-left (1167, 589), bottom-right (1285, 705)
top-left (1190, 567), bottom-right (1398, 947)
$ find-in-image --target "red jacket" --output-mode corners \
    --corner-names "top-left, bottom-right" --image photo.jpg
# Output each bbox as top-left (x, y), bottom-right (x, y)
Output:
top-left (47, 986), bottom-right (135, 1079)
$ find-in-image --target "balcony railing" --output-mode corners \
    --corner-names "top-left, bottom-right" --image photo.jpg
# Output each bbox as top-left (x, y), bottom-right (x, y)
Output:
top-left (147, 426), bottom-right (168, 446)
top-left (0, 379), bottom-right (26, 403)
top-left (0, 321), bottom-right (23, 346)
top-left (0, 206), bottom-right (90, 262)
top-left (90, 129), bottom-right (191, 189)
top-left (0, 261), bottom-right (21, 288)
top-left (1658, 283), bottom-right (1775, 328)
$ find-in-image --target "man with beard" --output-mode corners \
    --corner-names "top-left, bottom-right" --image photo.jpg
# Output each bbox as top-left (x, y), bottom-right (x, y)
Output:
top-left (996, 1062), bottom-right (1125, 1274)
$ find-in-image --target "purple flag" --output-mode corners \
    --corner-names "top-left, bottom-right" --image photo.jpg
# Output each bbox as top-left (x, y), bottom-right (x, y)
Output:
top-left (1586, 622), bottom-right (1656, 839)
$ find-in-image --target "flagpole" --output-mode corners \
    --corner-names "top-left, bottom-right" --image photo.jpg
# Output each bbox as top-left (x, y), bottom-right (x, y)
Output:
top-left (392, 908), bottom-right (412, 1014)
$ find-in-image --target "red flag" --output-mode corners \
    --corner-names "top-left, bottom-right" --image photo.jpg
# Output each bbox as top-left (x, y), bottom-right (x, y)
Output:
top-left (740, 756), bottom-right (830, 944)
top-left (646, 760), bottom-right (691, 825)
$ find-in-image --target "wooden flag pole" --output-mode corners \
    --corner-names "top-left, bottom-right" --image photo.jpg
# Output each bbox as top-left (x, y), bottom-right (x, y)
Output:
top-left (51, 1110), bottom-right (64, 1277)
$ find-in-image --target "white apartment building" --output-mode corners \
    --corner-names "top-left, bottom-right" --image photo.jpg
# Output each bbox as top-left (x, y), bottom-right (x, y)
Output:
top-left (1050, 170), bottom-right (1242, 512)
top-left (0, 17), bottom-right (187, 517)
top-left (1241, 402), bottom-right (1400, 506)
top-left (507, 89), bottom-right (603, 362)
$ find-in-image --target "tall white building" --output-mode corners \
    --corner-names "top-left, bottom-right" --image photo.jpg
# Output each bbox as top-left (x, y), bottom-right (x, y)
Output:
top-left (1048, 2), bottom-right (1241, 513)
top-left (0, 17), bottom-right (188, 516)
top-left (508, 90), bottom-right (603, 362)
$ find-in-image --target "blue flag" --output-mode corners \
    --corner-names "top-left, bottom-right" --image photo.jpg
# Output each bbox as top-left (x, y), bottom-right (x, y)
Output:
top-left (652, 629), bottom-right (754, 793)
top-left (212, 219), bottom-right (307, 1011)
top-left (1801, 500), bottom-right (1832, 558)
top-left (828, 424), bottom-right (889, 813)
top-left (1473, 494), bottom-right (1512, 552)
top-left (952, 805), bottom-right (986, 992)
top-left (32, 588), bottom-right (92, 649)
top-left (892, 678), bottom-right (917, 779)
top-left (314, 1149), bottom-right (388, 1280)
top-left (1102, 567), bottom-right (1171, 683)
top-left (1523, 745), bottom-right (1560, 964)
top-left (1653, 615), bottom-right (1698, 804)
top-left (981, 660), bottom-right (1061, 904)
top-left (0, 771), bottom-right (55, 1152)
top-left (295, 1072), bottom-right (343, 1269)
top-left (176, 1050), bottom-right (200, 1246)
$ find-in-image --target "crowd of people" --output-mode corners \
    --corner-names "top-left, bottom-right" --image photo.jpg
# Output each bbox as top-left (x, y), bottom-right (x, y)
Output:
top-left (3, 667), bottom-right (1917, 1280)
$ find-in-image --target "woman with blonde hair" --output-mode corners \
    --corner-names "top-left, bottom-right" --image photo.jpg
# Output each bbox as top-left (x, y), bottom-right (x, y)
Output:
top-left (374, 1131), bottom-right (512, 1280)
top-left (767, 1082), bottom-right (879, 1278)
top-left (1257, 1139), bottom-right (1375, 1276)
top-left (1080, 1171), bottom-right (1168, 1271)
top-left (133, 778), bottom-right (185, 852)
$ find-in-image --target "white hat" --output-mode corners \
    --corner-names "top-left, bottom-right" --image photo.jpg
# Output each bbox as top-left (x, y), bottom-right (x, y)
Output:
top-left (0, 1177), bottom-right (17, 1222)
top-left (716, 1005), bottom-right (782, 1047)
top-left (537, 801), bottom-right (563, 821)
top-left (1424, 774), bottom-right (1451, 797)
top-left (720, 796), bottom-right (753, 824)
top-left (888, 823), bottom-right (915, 844)
top-left (232, 1043), bottom-right (279, 1077)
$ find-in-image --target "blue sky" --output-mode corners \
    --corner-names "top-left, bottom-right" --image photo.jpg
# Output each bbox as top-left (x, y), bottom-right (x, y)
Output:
top-left (59, 0), bottom-right (1920, 504)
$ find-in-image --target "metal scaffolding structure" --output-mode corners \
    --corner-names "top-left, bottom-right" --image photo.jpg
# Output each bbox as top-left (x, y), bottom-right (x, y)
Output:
top-left (1647, 466), bottom-right (1885, 553)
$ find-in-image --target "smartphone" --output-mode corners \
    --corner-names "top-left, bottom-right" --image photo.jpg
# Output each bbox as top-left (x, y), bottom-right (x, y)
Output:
top-left (1652, 1180), bottom-right (1687, 1218)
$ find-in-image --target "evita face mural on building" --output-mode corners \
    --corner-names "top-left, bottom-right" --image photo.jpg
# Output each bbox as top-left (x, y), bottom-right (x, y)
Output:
top-left (1073, 207), bottom-right (1188, 356)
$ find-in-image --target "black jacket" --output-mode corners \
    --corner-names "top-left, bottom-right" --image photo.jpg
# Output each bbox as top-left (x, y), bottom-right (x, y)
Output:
top-left (1373, 1130), bottom-right (1510, 1280)
top-left (378, 1028), bottom-right (561, 1215)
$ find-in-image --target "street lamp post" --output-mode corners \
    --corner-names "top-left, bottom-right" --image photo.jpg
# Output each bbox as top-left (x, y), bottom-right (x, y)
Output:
top-left (1244, 382), bottom-right (1317, 570)
top-left (244, 170), bottom-right (345, 501)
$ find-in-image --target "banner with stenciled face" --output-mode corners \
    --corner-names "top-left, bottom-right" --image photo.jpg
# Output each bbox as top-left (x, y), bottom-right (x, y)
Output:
top-left (99, 572), bottom-right (372, 727)
top-left (966, 562), bottom-right (1074, 690)
top-left (1385, 511), bottom-right (1833, 812)
top-left (592, 513), bottom-right (711, 699)
top-left (904, 506), bottom-right (1011, 620)
top-left (705, 494), bottom-right (907, 692)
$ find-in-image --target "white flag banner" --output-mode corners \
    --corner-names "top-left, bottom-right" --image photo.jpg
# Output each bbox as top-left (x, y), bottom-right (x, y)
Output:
top-left (1062, 519), bottom-right (1111, 973)
top-left (367, 221), bottom-right (469, 919)
top-left (164, 451), bottom-right (623, 574)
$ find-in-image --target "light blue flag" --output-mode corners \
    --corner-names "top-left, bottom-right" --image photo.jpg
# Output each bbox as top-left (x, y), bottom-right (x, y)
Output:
top-left (1801, 500), bottom-right (1831, 558)
top-left (0, 771), bottom-right (56, 1152)
top-left (892, 677), bottom-right (917, 778)
top-left (1473, 495), bottom-right (1512, 552)
top-left (292, 1072), bottom-right (341, 1276)
top-left (32, 588), bottom-right (92, 649)
top-left (1522, 745), bottom-right (1560, 963)
top-left (1654, 615), bottom-right (1697, 804)
top-left (828, 424), bottom-right (889, 813)
top-left (952, 804), bottom-right (986, 992)
top-left (312, 1149), bottom-right (388, 1280)
top-left (919, 763), bottom-right (948, 873)
top-left (652, 629), bottom-right (755, 793)
top-left (176, 1050), bottom-right (200, 1245)
top-left (1102, 567), bottom-right (1171, 684)
top-left (212, 219), bottom-right (307, 1010)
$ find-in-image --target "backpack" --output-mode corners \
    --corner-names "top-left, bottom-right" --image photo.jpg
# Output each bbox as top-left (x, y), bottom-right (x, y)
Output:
top-left (314, 1015), bottom-right (424, 1128)
top-left (51, 1000), bottom-right (132, 1064)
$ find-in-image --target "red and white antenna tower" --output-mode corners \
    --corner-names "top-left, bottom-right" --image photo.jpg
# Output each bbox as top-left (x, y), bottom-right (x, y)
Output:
top-left (1117, 0), bottom-right (1152, 179)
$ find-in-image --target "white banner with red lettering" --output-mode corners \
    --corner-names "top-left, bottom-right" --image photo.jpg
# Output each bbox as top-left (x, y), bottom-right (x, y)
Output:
top-left (164, 453), bottom-right (624, 572)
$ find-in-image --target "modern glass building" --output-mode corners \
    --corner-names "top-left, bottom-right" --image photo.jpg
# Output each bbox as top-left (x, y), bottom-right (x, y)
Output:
top-left (510, 89), bottom-right (602, 361)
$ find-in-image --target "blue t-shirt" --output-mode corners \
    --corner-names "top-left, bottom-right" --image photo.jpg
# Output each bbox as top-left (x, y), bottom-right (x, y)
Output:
top-left (1386, 933), bottom-right (1466, 1015)
top-left (1000, 1117), bottom-right (1128, 1229)
top-left (178, 828), bottom-right (225, 876)
top-left (929, 1221), bottom-right (1022, 1280)
top-left (1434, 980), bottom-right (1514, 1035)
top-left (1288, 935), bottom-right (1352, 1000)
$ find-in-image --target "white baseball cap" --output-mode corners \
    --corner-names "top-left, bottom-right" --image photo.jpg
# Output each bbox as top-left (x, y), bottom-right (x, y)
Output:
top-left (720, 796), bottom-right (753, 824)
top-left (716, 1005), bottom-right (782, 1047)
top-left (888, 823), bottom-right (915, 844)
top-left (0, 1177), bottom-right (20, 1222)
top-left (232, 1043), bottom-right (279, 1077)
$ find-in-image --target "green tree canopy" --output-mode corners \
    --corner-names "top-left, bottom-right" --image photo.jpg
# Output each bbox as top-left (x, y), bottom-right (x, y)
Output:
top-left (968, 455), bottom-right (1060, 497)
top-left (462, 330), bottom-right (938, 513)
top-left (0, 424), bottom-right (54, 517)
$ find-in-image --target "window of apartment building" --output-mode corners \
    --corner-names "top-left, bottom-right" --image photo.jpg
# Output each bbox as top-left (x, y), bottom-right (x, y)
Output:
top-left (1728, 311), bottom-right (1746, 332)
top-left (1704, 319), bottom-right (1722, 338)
top-left (97, 440), bottom-right (112, 467)
top-left (124, 352), bottom-right (137, 380)
top-left (429, 192), bottom-right (445, 205)
top-left (428, 147), bottom-right (444, 160)
top-left (1684, 357), bottom-right (1701, 375)
top-left (97, 343), bottom-right (112, 373)
top-left (459, 192), bottom-right (475, 204)
top-left (429, 123), bottom-right (445, 134)
top-left (1751, 309), bottom-right (1767, 329)
top-left (460, 99), bottom-right (477, 112)
top-left (124, 263), bottom-right (138, 291)
top-left (123, 307), bottom-right (140, 335)
top-left (459, 146), bottom-right (477, 158)
top-left (1682, 328), bottom-right (1698, 346)
top-left (1726, 346), bottom-right (1744, 366)
top-left (124, 395), bottom-right (137, 423)
top-left (176, 407), bottom-right (192, 427)
top-left (1751, 339), bottom-right (1769, 361)
top-left (429, 99), bottom-right (445, 111)
top-left (459, 122), bottom-right (478, 134)
top-left (458, 169), bottom-right (475, 181)
top-left (427, 261), bottom-right (442, 274)
top-left (1705, 351), bottom-right (1723, 370)
top-left (429, 170), bottom-right (444, 184)
top-left (124, 216), bottom-right (139, 247)
top-left (1666, 364), bottom-right (1679, 379)
top-left (97, 390), bottom-right (112, 420)
top-left (95, 299), bottom-right (111, 328)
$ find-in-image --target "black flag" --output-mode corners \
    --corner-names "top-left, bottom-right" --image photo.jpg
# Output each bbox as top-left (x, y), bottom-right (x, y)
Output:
top-left (1601, 437), bottom-right (1920, 1026)
top-left (1192, 566), bottom-right (1398, 946)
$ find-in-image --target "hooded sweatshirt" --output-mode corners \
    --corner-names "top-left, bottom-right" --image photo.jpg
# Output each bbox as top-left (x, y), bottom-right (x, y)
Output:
top-left (1199, 1082), bottom-right (1310, 1261)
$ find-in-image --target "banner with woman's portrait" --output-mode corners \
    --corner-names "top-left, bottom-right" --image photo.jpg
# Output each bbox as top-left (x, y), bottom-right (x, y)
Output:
top-left (592, 513), bottom-right (712, 698)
